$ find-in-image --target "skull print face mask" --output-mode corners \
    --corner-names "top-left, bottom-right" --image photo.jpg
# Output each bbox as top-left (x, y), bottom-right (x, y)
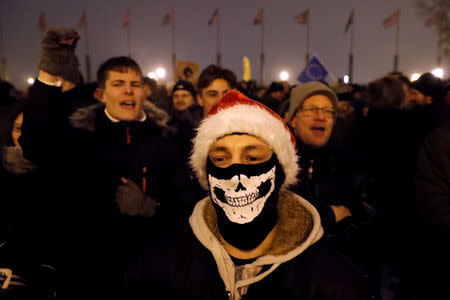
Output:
top-left (207, 154), bottom-right (285, 250)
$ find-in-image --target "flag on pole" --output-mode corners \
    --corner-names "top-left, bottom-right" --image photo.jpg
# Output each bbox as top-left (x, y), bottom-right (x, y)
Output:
top-left (243, 56), bottom-right (251, 81)
top-left (383, 10), bottom-right (399, 28)
top-left (253, 9), bottom-right (263, 25)
top-left (295, 9), bottom-right (309, 25)
top-left (425, 17), bottom-right (437, 27)
top-left (77, 11), bottom-right (87, 28)
top-left (298, 56), bottom-right (332, 84)
top-left (162, 10), bottom-right (174, 25)
top-left (208, 9), bottom-right (219, 26)
top-left (344, 9), bottom-right (354, 34)
top-left (38, 12), bottom-right (47, 33)
top-left (122, 10), bottom-right (129, 28)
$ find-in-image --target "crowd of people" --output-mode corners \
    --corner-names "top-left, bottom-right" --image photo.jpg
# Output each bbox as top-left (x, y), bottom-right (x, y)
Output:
top-left (1, 26), bottom-right (449, 300)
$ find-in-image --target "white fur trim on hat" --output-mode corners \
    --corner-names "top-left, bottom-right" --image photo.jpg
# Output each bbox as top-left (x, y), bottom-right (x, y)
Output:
top-left (190, 90), bottom-right (298, 190)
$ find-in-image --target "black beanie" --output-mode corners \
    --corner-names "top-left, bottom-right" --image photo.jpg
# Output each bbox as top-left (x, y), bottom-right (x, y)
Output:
top-left (267, 82), bottom-right (284, 94)
top-left (172, 80), bottom-right (196, 98)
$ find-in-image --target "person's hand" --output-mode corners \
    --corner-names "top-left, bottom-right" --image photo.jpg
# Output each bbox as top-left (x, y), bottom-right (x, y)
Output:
top-left (115, 178), bottom-right (159, 217)
top-left (38, 26), bottom-right (80, 83)
top-left (331, 205), bottom-right (352, 222)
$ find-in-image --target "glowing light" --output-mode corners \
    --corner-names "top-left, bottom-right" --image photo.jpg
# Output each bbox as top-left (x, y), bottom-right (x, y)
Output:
top-left (156, 68), bottom-right (166, 79)
top-left (411, 73), bottom-right (421, 81)
top-left (432, 68), bottom-right (444, 79)
top-left (27, 77), bottom-right (34, 85)
top-left (343, 75), bottom-right (349, 84)
top-left (279, 71), bottom-right (289, 81)
top-left (148, 72), bottom-right (156, 79)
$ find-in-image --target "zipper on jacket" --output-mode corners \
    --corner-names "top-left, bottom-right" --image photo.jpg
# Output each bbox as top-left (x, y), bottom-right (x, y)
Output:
top-left (126, 127), bottom-right (131, 144)
top-left (142, 166), bottom-right (147, 193)
top-left (308, 159), bottom-right (314, 180)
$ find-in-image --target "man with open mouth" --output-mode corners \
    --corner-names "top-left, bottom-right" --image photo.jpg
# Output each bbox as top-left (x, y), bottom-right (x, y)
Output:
top-left (285, 81), bottom-right (379, 297)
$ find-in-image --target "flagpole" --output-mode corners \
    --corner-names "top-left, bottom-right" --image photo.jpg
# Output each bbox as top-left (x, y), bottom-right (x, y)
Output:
top-left (217, 13), bottom-right (221, 66)
top-left (393, 10), bottom-right (400, 72)
top-left (84, 16), bottom-right (91, 82)
top-left (172, 9), bottom-right (176, 82)
top-left (127, 10), bottom-right (131, 57)
top-left (0, 21), bottom-right (7, 81)
top-left (437, 26), bottom-right (442, 67)
top-left (260, 10), bottom-right (265, 86)
top-left (306, 15), bottom-right (310, 65)
top-left (349, 12), bottom-right (354, 83)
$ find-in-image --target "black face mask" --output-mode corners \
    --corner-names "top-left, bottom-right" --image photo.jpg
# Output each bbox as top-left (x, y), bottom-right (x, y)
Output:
top-left (207, 154), bottom-right (285, 250)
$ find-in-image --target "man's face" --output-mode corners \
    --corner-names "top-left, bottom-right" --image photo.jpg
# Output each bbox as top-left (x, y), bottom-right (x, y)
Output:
top-left (172, 90), bottom-right (195, 112)
top-left (290, 94), bottom-right (335, 149)
top-left (407, 88), bottom-right (432, 106)
top-left (208, 134), bottom-right (275, 224)
top-left (12, 112), bottom-right (23, 147)
top-left (209, 134), bottom-right (273, 168)
top-left (99, 70), bottom-right (144, 121)
top-left (271, 91), bottom-right (285, 101)
top-left (197, 78), bottom-right (231, 116)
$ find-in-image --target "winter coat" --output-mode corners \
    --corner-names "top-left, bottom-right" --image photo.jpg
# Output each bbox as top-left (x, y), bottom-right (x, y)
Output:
top-left (0, 146), bottom-right (57, 299)
top-left (19, 80), bottom-right (196, 299)
top-left (414, 120), bottom-right (450, 299)
top-left (289, 137), bottom-right (371, 234)
top-left (126, 191), bottom-right (369, 300)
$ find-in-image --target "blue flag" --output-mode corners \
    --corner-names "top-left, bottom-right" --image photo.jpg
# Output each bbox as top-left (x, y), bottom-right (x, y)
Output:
top-left (298, 56), bottom-right (329, 83)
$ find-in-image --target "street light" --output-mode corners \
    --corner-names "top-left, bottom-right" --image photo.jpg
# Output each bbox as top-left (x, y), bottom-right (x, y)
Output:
top-left (343, 75), bottom-right (349, 84)
top-left (27, 77), bottom-right (34, 85)
top-left (411, 73), bottom-right (420, 81)
top-left (432, 68), bottom-right (444, 79)
top-left (156, 68), bottom-right (166, 79)
top-left (279, 71), bottom-right (289, 81)
top-left (148, 72), bottom-right (156, 79)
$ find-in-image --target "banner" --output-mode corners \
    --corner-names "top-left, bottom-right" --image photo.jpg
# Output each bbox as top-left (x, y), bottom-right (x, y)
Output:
top-left (243, 56), bottom-right (251, 81)
top-left (176, 60), bottom-right (199, 84)
top-left (298, 56), bottom-right (334, 84)
top-left (208, 9), bottom-right (219, 26)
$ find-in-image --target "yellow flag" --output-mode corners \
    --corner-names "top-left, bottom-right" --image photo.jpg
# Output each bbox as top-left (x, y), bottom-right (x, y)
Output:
top-left (243, 56), bottom-right (251, 81)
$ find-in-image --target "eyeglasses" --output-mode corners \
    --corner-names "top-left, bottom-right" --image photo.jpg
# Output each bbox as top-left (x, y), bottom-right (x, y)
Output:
top-left (298, 107), bottom-right (335, 118)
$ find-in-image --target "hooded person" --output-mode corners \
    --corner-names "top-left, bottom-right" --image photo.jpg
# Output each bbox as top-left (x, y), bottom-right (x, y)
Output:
top-left (126, 90), bottom-right (369, 300)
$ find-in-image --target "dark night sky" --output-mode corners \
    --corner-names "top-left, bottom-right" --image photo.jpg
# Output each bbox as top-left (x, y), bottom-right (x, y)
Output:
top-left (0, 0), bottom-right (441, 90)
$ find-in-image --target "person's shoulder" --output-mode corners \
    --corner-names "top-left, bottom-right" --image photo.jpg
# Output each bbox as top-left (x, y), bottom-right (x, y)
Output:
top-left (297, 240), bottom-right (369, 294)
top-left (131, 223), bottom-right (196, 256)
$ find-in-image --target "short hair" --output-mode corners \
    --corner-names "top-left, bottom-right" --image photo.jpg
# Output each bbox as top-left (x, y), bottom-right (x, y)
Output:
top-left (197, 64), bottom-right (237, 92)
top-left (97, 56), bottom-right (142, 88)
top-left (366, 76), bottom-right (405, 109)
top-left (142, 77), bottom-right (157, 90)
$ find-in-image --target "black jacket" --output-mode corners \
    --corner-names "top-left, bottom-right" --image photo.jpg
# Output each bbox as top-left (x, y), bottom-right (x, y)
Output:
top-left (19, 80), bottom-right (196, 299)
top-left (126, 192), bottom-right (369, 300)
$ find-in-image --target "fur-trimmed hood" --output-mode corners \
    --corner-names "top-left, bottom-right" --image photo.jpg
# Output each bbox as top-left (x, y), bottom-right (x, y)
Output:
top-left (69, 101), bottom-right (169, 132)
top-left (2, 146), bottom-right (38, 175)
top-left (189, 190), bottom-right (323, 300)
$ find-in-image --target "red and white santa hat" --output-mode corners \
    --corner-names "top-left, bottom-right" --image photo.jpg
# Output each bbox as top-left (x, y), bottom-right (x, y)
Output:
top-left (190, 89), bottom-right (299, 190)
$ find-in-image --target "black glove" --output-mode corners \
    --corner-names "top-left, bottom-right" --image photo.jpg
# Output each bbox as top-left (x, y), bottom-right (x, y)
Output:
top-left (115, 179), bottom-right (159, 217)
top-left (38, 26), bottom-right (81, 83)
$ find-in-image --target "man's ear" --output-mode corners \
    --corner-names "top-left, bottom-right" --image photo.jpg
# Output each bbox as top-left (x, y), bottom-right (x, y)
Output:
top-left (196, 94), bottom-right (204, 107)
top-left (94, 88), bottom-right (105, 103)
top-left (289, 116), bottom-right (296, 128)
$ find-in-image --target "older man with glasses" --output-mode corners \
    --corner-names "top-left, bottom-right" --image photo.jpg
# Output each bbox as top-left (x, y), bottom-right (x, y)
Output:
top-left (285, 81), bottom-right (380, 299)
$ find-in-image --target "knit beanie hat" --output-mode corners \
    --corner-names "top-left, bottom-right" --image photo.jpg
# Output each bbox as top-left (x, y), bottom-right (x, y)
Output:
top-left (190, 89), bottom-right (298, 190)
top-left (38, 26), bottom-right (81, 83)
top-left (286, 81), bottom-right (338, 121)
top-left (172, 80), bottom-right (197, 98)
top-left (267, 81), bottom-right (285, 94)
